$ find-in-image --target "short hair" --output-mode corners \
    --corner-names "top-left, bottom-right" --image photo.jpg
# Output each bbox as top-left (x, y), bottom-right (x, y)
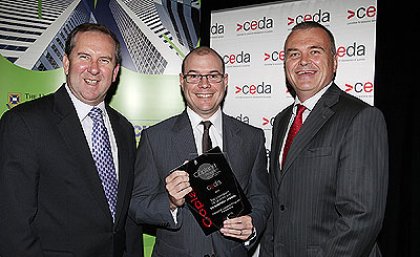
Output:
top-left (286, 21), bottom-right (336, 56)
top-left (181, 46), bottom-right (225, 74)
top-left (65, 23), bottom-right (121, 64)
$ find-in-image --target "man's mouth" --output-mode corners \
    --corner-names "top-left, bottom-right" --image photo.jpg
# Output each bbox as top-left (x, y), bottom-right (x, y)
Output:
top-left (296, 70), bottom-right (316, 75)
top-left (196, 93), bottom-right (213, 98)
top-left (85, 79), bottom-right (99, 85)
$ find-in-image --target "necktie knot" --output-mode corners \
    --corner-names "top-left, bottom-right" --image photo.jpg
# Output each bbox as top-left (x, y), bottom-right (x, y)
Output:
top-left (200, 121), bottom-right (213, 153)
top-left (296, 104), bottom-right (306, 117)
top-left (88, 107), bottom-right (103, 123)
top-left (201, 120), bottom-right (212, 131)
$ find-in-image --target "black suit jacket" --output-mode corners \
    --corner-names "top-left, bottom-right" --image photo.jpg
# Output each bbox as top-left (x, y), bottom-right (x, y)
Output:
top-left (129, 110), bottom-right (271, 257)
top-left (0, 85), bottom-right (143, 257)
top-left (260, 84), bottom-right (389, 257)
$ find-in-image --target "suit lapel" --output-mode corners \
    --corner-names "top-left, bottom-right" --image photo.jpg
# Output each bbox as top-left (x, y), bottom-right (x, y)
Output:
top-left (222, 114), bottom-right (242, 171)
top-left (172, 111), bottom-right (198, 164)
top-left (107, 107), bottom-right (129, 225)
top-left (53, 85), bottom-right (113, 222)
top-left (271, 106), bottom-right (293, 185)
top-left (281, 84), bottom-right (341, 175)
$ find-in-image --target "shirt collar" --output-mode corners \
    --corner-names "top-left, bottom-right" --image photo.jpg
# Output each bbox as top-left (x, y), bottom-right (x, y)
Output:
top-left (294, 83), bottom-right (332, 112)
top-left (65, 84), bottom-right (106, 122)
top-left (186, 107), bottom-right (222, 133)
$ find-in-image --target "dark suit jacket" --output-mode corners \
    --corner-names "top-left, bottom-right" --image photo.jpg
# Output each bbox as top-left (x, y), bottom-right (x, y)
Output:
top-left (129, 110), bottom-right (271, 257)
top-left (0, 85), bottom-right (143, 257)
top-left (260, 84), bottom-right (389, 257)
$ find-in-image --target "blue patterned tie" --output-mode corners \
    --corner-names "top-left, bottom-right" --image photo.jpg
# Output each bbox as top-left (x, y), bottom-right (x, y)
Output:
top-left (89, 107), bottom-right (118, 222)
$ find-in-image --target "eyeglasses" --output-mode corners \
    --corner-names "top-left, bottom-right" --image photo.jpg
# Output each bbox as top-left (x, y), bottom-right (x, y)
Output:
top-left (183, 73), bottom-right (224, 84)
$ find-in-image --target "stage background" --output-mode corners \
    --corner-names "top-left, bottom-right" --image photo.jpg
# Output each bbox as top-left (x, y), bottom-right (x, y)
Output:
top-left (2, 0), bottom-right (420, 256)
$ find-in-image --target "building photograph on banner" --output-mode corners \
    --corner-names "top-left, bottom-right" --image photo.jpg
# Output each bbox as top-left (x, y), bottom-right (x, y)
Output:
top-left (0, 0), bottom-right (201, 141)
top-left (210, 0), bottom-right (377, 155)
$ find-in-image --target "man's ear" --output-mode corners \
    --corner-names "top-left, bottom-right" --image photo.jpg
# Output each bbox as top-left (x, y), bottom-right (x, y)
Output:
top-left (63, 54), bottom-right (70, 76)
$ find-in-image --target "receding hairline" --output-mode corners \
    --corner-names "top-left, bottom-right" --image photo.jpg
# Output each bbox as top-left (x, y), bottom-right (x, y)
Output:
top-left (181, 46), bottom-right (225, 74)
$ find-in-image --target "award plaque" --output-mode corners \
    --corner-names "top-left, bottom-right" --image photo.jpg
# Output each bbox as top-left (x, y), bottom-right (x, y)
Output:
top-left (173, 147), bottom-right (252, 235)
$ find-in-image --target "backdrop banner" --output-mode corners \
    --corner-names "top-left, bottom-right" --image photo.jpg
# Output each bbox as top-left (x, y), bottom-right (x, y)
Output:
top-left (210, 0), bottom-right (377, 162)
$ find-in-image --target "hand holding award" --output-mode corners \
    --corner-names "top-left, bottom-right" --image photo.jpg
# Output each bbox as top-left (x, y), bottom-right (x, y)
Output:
top-left (172, 147), bottom-right (252, 235)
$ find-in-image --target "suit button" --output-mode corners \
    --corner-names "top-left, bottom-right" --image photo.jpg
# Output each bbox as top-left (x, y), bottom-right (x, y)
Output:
top-left (280, 205), bottom-right (285, 211)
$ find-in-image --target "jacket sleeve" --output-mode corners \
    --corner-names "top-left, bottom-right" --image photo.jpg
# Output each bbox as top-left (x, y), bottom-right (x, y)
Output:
top-left (0, 110), bottom-right (44, 257)
top-left (319, 107), bottom-right (389, 257)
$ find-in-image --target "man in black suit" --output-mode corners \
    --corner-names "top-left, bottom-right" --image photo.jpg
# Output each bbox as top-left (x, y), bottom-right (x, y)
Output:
top-left (260, 21), bottom-right (388, 257)
top-left (0, 23), bottom-right (143, 257)
top-left (129, 46), bottom-right (271, 257)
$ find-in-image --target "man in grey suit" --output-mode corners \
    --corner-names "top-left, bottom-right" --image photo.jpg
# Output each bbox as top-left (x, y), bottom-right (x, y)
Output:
top-left (260, 21), bottom-right (389, 257)
top-left (0, 23), bottom-right (143, 257)
top-left (129, 46), bottom-right (271, 257)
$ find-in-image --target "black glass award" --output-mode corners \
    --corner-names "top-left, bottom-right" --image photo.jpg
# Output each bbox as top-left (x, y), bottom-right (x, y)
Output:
top-left (173, 147), bottom-right (252, 235)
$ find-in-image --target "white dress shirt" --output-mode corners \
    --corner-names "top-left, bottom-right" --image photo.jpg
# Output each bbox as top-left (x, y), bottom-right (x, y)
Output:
top-left (65, 85), bottom-right (119, 179)
top-left (280, 83), bottom-right (332, 168)
top-left (187, 106), bottom-right (223, 155)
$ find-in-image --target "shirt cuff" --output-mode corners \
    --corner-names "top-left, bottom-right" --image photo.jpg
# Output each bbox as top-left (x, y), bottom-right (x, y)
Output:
top-left (244, 227), bottom-right (257, 246)
top-left (170, 207), bottom-right (178, 224)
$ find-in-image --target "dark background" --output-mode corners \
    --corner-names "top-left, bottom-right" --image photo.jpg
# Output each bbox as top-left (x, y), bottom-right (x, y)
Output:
top-left (200, 1), bottom-right (418, 256)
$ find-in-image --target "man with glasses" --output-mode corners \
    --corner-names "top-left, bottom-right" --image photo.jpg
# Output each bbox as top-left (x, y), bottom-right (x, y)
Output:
top-left (129, 46), bottom-right (271, 257)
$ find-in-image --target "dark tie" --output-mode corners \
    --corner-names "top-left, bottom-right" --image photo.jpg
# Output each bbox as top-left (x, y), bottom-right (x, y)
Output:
top-left (88, 107), bottom-right (118, 222)
top-left (201, 120), bottom-right (213, 153)
top-left (282, 104), bottom-right (306, 167)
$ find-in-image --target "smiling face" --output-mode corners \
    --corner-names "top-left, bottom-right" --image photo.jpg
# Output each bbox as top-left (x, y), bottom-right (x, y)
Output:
top-left (284, 27), bottom-right (337, 102)
top-left (180, 49), bottom-right (228, 119)
top-left (63, 31), bottom-right (120, 106)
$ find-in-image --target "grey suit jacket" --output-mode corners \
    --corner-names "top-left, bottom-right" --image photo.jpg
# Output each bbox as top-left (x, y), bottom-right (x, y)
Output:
top-left (0, 85), bottom-right (143, 257)
top-left (129, 110), bottom-right (271, 257)
top-left (260, 84), bottom-right (389, 257)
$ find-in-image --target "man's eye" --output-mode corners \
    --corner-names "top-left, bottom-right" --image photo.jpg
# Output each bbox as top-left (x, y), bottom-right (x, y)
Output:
top-left (189, 74), bottom-right (199, 79)
top-left (311, 49), bottom-right (321, 55)
top-left (100, 59), bottom-right (110, 64)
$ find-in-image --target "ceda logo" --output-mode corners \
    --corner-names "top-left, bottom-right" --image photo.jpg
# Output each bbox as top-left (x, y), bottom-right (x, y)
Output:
top-left (223, 51), bottom-right (251, 65)
top-left (337, 41), bottom-right (367, 62)
top-left (264, 50), bottom-right (285, 63)
top-left (347, 5), bottom-right (377, 21)
top-left (210, 23), bottom-right (225, 36)
top-left (261, 116), bottom-right (275, 132)
top-left (262, 116), bottom-right (274, 126)
top-left (344, 81), bottom-right (374, 94)
top-left (236, 16), bottom-right (273, 32)
top-left (234, 82), bottom-right (272, 98)
top-left (287, 9), bottom-right (331, 26)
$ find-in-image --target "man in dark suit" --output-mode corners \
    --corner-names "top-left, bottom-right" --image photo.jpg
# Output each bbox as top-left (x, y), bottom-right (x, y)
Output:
top-left (129, 46), bottom-right (271, 257)
top-left (259, 21), bottom-right (389, 257)
top-left (0, 23), bottom-right (143, 257)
